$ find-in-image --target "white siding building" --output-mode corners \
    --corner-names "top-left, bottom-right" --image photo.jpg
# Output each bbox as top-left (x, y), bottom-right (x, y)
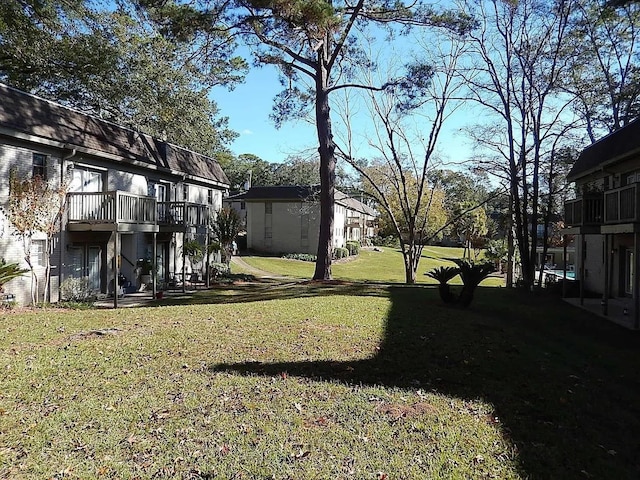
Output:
top-left (0, 83), bottom-right (229, 305)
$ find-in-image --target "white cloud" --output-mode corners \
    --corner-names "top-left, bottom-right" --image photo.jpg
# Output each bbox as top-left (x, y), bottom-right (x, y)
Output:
top-left (241, 129), bottom-right (254, 135)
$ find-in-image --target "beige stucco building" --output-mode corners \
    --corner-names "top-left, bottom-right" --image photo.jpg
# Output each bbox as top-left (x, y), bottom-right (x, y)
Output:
top-left (235, 186), bottom-right (376, 255)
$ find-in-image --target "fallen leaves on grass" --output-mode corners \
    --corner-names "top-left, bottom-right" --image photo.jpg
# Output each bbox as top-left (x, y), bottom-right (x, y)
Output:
top-left (375, 402), bottom-right (437, 422)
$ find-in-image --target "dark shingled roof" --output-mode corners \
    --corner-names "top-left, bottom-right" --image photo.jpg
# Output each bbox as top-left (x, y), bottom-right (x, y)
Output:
top-left (0, 83), bottom-right (229, 186)
top-left (568, 119), bottom-right (640, 182)
top-left (240, 185), bottom-right (321, 200)
top-left (238, 185), bottom-right (377, 216)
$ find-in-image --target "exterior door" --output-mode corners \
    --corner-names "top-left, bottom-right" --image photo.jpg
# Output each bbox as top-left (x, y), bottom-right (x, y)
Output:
top-left (67, 244), bottom-right (102, 292)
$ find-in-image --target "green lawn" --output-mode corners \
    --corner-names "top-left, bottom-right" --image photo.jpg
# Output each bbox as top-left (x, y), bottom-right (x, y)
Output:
top-left (2, 279), bottom-right (640, 479)
top-left (237, 246), bottom-right (503, 286)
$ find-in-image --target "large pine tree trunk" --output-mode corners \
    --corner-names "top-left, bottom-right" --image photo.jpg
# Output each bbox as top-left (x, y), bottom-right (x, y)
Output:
top-left (313, 51), bottom-right (335, 281)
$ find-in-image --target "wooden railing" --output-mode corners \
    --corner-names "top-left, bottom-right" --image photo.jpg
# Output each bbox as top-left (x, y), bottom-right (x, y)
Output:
top-left (157, 202), bottom-right (211, 227)
top-left (68, 191), bottom-right (156, 224)
top-left (604, 184), bottom-right (640, 223)
top-left (564, 194), bottom-right (603, 227)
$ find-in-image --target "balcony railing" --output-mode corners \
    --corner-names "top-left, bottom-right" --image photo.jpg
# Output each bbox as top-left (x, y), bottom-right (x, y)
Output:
top-left (68, 191), bottom-right (156, 224)
top-left (564, 194), bottom-right (603, 227)
top-left (604, 184), bottom-right (640, 223)
top-left (158, 202), bottom-right (211, 227)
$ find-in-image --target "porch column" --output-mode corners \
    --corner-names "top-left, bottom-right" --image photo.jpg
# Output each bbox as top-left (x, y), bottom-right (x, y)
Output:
top-left (205, 230), bottom-right (210, 289)
top-left (602, 234), bottom-right (609, 315)
top-left (579, 235), bottom-right (586, 306)
top-left (152, 232), bottom-right (157, 298)
top-left (562, 235), bottom-right (567, 298)
top-left (114, 232), bottom-right (119, 309)
top-left (182, 231), bottom-right (187, 293)
top-left (635, 232), bottom-right (640, 329)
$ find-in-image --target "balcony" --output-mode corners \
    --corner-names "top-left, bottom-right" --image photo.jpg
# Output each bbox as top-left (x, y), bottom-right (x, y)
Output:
top-left (604, 184), bottom-right (640, 223)
top-left (67, 193), bottom-right (213, 233)
top-left (67, 191), bottom-right (158, 232)
top-left (158, 202), bottom-right (211, 232)
top-left (564, 194), bottom-right (603, 228)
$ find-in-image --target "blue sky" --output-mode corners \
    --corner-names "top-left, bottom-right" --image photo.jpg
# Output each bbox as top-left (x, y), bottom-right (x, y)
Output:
top-left (213, 65), bottom-right (318, 164)
top-left (213, 65), bottom-right (476, 167)
top-left (212, 35), bottom-right (478, 167)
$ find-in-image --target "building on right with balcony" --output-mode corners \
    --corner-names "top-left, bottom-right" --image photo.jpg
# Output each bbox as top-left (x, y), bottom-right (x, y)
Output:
top-left (564, 119), bottom-right (640, 328)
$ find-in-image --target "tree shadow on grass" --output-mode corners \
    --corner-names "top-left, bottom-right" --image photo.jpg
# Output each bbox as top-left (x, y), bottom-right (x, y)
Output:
top-left (211, 285), bottom-right (640, 479)
top-left (156, 278), bottom-right (398, 306)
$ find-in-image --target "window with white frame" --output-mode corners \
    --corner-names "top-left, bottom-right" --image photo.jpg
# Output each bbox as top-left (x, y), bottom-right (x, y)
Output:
top-left (265, 202), bottom-right (273, 214)
top-left (31, 239), bottom-right (47, 266)
top-left (69, 167), bottom-right (103, 193)
top-left (207, 189), bottom-right (214, 205)
top-left (32, 153), bottom-right (47, 179)
top-left (182, 184), bottom-right (189, 201)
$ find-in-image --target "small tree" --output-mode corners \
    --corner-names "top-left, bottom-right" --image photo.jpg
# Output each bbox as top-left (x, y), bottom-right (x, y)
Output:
top-left (7, 169), bottom-right (68, 304)
top-left (183, 239), bottom-right (204, 274)
top-left (427, 259), bottom-right (495, 308)
top-left (426, 266), bottom-right (460, 304)
top-left (210, 207), bottom-right (242, 267)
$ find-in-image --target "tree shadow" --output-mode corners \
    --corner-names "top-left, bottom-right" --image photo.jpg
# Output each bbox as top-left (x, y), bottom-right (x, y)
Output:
top-left (210, 285), bottom-right (640, 479)
top-left (155, 277), bottom-right (399, 306)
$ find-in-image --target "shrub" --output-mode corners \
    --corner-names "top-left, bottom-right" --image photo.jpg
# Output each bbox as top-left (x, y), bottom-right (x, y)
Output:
top-left (282, 253), bottom-right (317, 262)
top-left (333, 247), bottom-right (349, 259)
top-left (372, 235), bottom-right (400, 248)
top-left (426, 266), bottom-right (460, 304)
top-left (452, 259), bottom-right (496, 307)
top-left (345, 241), bottom-right (360, 256)
top-left (60, 277), bottom-right (96, 303)
top-left (210, 262), bottom-right (230, 279)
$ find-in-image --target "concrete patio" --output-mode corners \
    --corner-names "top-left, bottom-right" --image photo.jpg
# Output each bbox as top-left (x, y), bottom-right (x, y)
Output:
top-left (564, 297), bottom-right (640, 330)
top-left (93, 289), bottom-right (198, 308)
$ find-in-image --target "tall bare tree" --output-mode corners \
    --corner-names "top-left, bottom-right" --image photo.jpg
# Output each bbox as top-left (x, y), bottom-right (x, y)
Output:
top-left (339, 36), bottom-right (466, 283)
top-left (458, 0), bottom-right (574, 289)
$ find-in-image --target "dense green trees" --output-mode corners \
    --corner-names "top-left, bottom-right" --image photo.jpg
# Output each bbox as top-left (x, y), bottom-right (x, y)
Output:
top-left (0, 1), bottom-right (246, 155)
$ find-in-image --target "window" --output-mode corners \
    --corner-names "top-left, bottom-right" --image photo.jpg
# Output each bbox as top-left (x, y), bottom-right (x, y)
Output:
top-left (182, 184), bottom-right (189, 201)
top-left (31, 240), bottom-right (46, 266)
top-left (265, 202), bottom-right (273, 214)
top-left (207, 189), bottom-right (214, 205)
top-left (69, 167), bottom-right (103, 193)
top-left (240, 201), bottom-right (246, 211)
top-left (32, 153), bottom-right (47, 179)
top-left (265, 226), bottom-right (273, 239)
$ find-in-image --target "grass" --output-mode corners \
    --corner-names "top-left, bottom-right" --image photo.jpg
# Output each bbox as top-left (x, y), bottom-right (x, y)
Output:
top-left (1, 248), bottom-right (635, 478)
top-left (238, 246), bottom-right (503, 286)
top-left (2, 279), bottom-right (640, 479)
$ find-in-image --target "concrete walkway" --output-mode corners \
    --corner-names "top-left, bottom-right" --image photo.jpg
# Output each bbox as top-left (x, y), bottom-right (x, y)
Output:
top-left (230, 256), bottom-right (291, 280)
